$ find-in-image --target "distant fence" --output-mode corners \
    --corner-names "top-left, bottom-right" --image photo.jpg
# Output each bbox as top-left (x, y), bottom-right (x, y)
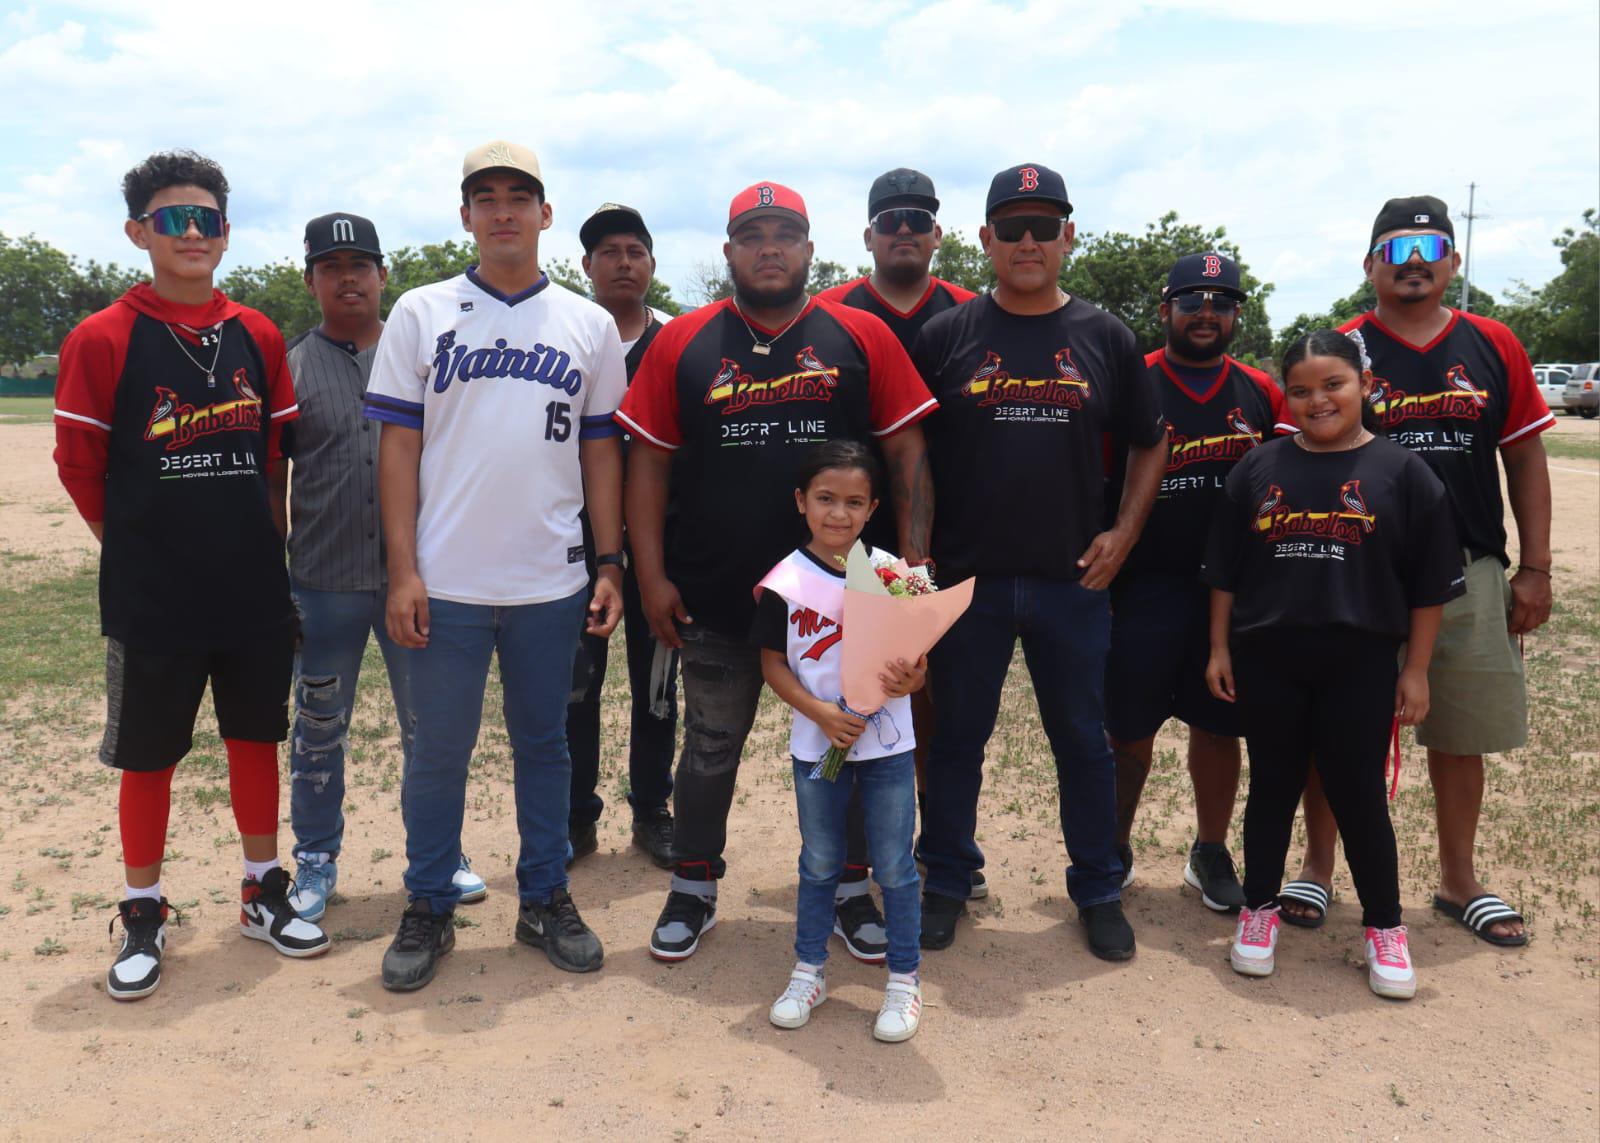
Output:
top-left (0, 376), bottom-right (55, 397)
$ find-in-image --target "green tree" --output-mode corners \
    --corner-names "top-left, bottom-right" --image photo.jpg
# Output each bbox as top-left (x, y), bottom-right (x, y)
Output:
top-left (1273, 278), bottom-right (1501, 364)
top-left (931, 230), bottom-right (994, 295)
top-left (686, 260), bottom-right (734, 304)
top-left (384, 240), bottom-right (479, 307)
top-left (65, 259), bottom-right (146, 325)
top-left (219, 260), bottom-right (321, 339)
top-left (0, 233), bottom-right (81, 370)
top-left (1059, 212), bottom-right (1275, 364)
top-left (1499, 209), bottom-right (1598, 362)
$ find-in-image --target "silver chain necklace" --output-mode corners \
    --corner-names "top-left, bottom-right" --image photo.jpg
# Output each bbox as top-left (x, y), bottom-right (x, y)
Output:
top-left (164, 322), bottom-right (225, 388)
top-left (731, 296), bottom-right (807, 356)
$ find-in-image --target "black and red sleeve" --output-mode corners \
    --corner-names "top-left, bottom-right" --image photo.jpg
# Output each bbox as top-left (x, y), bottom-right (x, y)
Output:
top-left (616, 302), bottom-right (725, 450)
top-left (824, 301), bottom-right (938, 436)
top-left (53, 305), bottom-right (135, 523)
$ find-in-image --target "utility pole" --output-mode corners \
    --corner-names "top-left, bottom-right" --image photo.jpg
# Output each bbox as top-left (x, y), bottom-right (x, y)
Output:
top-left (1459, 182), bottom-right (1478, 311)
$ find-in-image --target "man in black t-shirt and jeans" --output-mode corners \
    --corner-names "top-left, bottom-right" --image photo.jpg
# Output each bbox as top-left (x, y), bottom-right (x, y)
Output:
top-left (913, 164), bottom-right (1168, 959)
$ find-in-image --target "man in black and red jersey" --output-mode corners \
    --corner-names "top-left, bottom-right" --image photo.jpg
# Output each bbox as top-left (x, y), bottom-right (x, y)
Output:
top-left (1105, 253), bottom-right (1293, 916)
top-left (1285, 196), bottom-right (1553, 947)
top-left (53, 150), bottom-right (329, 1002)
top-left (617, 181), bottom-right (937, 964)
top-left (816, 168), bottom-right (977, 355)
top-left (817, 168), bottom-right (979, 895)
top-left (912, 163), bottom-right (1168, 960)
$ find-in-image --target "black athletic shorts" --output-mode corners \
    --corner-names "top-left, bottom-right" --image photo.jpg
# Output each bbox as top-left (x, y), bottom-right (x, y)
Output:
top-left (1104, 574), bottom-right (1242, 743)
top-left (99, 623), bottom-right (295, 772)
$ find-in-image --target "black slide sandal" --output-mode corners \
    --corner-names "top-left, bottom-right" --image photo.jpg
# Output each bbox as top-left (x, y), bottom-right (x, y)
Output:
top-left (1432, 893), bottom-right (1528, 947)
top-left (1277, 881), bottom-right (1330, 929)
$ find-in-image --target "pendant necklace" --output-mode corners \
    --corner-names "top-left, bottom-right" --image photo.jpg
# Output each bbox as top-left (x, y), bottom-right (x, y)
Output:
top-left (165, 322), bottom-right (225, 388)
top-left (731, 296), bottom-right (806, 356)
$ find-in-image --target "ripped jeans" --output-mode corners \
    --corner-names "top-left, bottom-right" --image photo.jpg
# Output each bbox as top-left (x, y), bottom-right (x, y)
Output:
top-left (289, 582), bottom-right (413, 862)
top-left (671, 623), bottom-right (869, 881)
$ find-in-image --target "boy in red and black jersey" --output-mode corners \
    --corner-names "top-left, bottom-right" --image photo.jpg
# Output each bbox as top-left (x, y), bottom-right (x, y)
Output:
top-left (815, 168), bottom-right (977, 356)
top-left (1103, 253), bottom-right (1293, 914)
top-left (53, 151), bottom-right (328, 1002)
top-left (619, 181), bottom-right (936, 965)
top-left (1290, 196), bottom-right (1555, 946)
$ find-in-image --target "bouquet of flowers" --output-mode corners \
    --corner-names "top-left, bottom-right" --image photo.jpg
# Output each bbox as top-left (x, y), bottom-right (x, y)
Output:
top-left (811, 543), bottom-right (973, 780)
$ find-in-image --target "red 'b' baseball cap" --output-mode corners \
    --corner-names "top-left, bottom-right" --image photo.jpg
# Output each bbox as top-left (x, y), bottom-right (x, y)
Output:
top-left (727, 182), bottom-right (809, 235)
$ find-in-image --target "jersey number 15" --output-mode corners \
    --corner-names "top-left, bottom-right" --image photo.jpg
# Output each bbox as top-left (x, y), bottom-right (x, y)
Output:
top-left (544, 401), bottom-right (572, 442)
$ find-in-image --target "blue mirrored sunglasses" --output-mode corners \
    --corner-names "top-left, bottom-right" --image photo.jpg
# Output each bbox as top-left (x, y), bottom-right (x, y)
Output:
top-left (1371, 234), bottom-right (1452, 264)
top-left (136, 204), bottom-right (226, 239)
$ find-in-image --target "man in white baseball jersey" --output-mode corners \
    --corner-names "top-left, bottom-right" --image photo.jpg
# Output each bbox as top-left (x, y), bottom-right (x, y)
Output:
top-left (364, 140), bottom-right (627, 991)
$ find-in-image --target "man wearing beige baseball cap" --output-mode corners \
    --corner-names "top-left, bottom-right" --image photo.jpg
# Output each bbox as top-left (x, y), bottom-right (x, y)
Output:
top-left (365, 140), bottom-right (629, 990)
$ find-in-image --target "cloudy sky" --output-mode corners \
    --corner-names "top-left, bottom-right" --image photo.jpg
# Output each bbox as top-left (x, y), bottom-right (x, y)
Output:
top-left (2, 0), bottom-right (1595, 328)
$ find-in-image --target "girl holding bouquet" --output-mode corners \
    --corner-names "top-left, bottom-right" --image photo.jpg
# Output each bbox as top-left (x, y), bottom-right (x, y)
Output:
top-left (1201, 330), bottom-right (1464, 1000)
top-left (752, 440), bottom-right (927, 1041)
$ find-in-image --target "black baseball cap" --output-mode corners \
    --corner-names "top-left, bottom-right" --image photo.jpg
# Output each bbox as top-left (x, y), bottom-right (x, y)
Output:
top-left (303, 212), bottom-right (382, 267)
top-left (1164, 252), bottom-right (1245, 300)
top-left (580, 202), bottom-right (653, 254)
top-left (986, 163), bottom-right (1071, 217)
top-left (1370, 195), bottom-right (1454, 246)
top-left (868, 168), bottom-right (939, 217)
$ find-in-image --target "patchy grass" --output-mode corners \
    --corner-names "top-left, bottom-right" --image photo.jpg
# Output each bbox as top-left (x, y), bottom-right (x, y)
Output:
top-left (0, 396), bottom-right (54, 425)
top-left (1544, 433), bottom-right (1600, 463)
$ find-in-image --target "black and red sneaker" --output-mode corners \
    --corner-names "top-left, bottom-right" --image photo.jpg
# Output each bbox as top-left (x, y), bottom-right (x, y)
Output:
top-left (107, 896), bottom-right (177, 1001)
top-left (240, 867), bottom-right (330, 958)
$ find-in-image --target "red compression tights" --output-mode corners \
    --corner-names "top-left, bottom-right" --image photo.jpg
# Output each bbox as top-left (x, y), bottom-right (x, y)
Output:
top-left (119, 739), bottom-right (280, 866)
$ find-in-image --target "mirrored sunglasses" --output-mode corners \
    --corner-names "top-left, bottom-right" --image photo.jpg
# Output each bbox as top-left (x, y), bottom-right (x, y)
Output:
top-left (1370, 234), bottom-right (1452, 264)
top-left (870, 207), bottom-right (936, 236)
top-left (136, 204), bottom-right (226, 239)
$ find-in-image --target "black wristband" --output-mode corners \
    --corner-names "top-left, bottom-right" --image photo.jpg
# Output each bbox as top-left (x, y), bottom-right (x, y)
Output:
top-left (596, 552), bottom-right (626, 570)
top-left (1517, 564), bottom-right (1550, 576)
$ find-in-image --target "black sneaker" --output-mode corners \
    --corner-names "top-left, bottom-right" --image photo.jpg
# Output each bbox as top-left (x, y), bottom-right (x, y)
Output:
top-left (240, 868), bottom-right (330, 958)
top-left (632, 810), bottom-right (674, 869)
top-left (1185, 842), bottom-right (1246, 913)
top-left (1080, 900), bottom-right (1136, 961)
top-left (567, 822), bottom-right (599, 868)
top-left (381, 899), bottom-right (455, 991)
top-left (107, 897), bottom-right (177, 1001)
top-left (1118, 844), bottom-right (1135, 889)
top-left (970, 870), bottom-right (990, 899)
top-left (833, 892), bottom-right (889, 963)
top-left (648, 889), bottom-right (717, 961)
top-left (516, 889), bottom-right (604, 973)
top-left (920, 891), bottom-right (966, 950)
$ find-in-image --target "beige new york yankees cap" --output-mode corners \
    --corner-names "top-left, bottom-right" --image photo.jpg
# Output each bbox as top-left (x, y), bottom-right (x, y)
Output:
top-left (462, 140), bottom-right (543, 192)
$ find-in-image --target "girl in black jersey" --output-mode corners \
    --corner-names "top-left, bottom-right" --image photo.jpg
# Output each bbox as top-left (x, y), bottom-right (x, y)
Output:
top-left (1200, 331), bottom-right (1465, 1001)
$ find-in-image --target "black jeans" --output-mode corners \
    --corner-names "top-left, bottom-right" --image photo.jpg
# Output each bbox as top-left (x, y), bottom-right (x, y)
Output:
top-left (1234, 625), bottom-right (1403, 929)
top-left (670, 623), bottom-right (867, 880)
top-left (567, 566), bottom-right (678, 828)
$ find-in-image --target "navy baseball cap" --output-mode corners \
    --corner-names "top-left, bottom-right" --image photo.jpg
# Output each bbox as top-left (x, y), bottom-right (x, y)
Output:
top-left (303, 212), bottom-right (382, 266)
top-left (868, 168), bottom-right (939, 217)
top-left (1164, 252), bottom-right (1245, 300)
top-left (986, 163), bottom-right (1071, 217)
top-left (579, 203), bottom-right (653, 254)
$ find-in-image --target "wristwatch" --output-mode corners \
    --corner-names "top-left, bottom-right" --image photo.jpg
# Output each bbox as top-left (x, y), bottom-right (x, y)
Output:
top-left (595, 552), bottom-right (626, 571)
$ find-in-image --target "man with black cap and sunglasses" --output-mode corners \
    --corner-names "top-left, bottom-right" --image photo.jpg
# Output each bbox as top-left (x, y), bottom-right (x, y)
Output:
top-left (565, 203), bottom-right (678, 869)
top-left (817, 168), bottom-right (977, 354)
top-left (911, 163), bottom-right (1167, 959)
top-left (276, 212), bottom-right (488, 925)
top-left (1104, 252), bottom-right (1292, 916)
top-left (1280, 196), bottom-right (1554, 948)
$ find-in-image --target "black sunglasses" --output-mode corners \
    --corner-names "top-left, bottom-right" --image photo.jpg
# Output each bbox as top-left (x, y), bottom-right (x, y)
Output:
top-left (988, 214), bottom-right (1067, 244)
top-left (870, 207), bottom-right (936, 236)
top-left (1170, 290), bottom-right (1241, 316)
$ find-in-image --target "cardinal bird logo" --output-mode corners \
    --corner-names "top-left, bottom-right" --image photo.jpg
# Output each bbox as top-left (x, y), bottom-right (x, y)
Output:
top-left (1226, 407), bottom-right (1262, 444)
top-left (144, 387), bottom-right (178, 440)
top-left (1340, 479), bottom-right (1375, 532)
top-left (232, 368), bottom-right (260, 403)
top-left (1055, 348), bottom-right (1086, 381)
top-left (1254, 484), bottom-right (1283, 525)
top-left (796, 345), bottom-right (829, 374)
top-left (1445, 365), bottom-right (1487, 408)
top-left (961, 351), bottom-right (1004, 396)
top-left (704, 358), bottom-right (742, 405)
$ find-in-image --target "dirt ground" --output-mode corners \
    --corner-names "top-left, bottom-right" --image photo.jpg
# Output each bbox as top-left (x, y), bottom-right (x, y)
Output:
top-left (1, 416), bottom-right (1596, 1141)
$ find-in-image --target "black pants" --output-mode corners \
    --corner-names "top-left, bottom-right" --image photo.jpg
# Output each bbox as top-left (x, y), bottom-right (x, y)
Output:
top-left (1235, 626), bottom-right (1403, 929)
top-left (671, 623), bottom-right (868, 880)
top-left (567, 566), bottom-right (678, 828)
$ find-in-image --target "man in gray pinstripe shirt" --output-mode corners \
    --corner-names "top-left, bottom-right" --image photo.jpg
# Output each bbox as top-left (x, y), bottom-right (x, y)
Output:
top-left (277, 213), bottom-right (485, 923)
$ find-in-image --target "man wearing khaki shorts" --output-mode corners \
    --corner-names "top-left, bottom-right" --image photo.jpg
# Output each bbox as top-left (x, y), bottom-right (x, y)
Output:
top-left (1280, 196), bottom-right (1553, 947)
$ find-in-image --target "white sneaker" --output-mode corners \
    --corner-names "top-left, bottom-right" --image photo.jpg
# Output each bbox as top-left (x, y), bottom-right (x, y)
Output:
top-left (769, 965), bottom-right (826, 1029)
top-left (1365, 925), bottom-right (1417, 1000)
top-left (240, 869), bottom-right (330, 958)
top-left (288, 857), bottom-right (337, 923)
top-left (1230, 904), bottom-right (1280, 977)
top-left (873, 976), bottom-right (923, 1042)
top-left (453, 855), bottom-right (488, 903)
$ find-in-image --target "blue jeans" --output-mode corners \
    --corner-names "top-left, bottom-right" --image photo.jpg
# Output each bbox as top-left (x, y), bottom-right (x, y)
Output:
top-left (402, 590), bottom-right (587, 911)
top-left (920, 576), bottom-right (1123, 908)
top-left (792, 750), bottom-right (920, 975)
top-left (289, 582), bottom-right (413, 861)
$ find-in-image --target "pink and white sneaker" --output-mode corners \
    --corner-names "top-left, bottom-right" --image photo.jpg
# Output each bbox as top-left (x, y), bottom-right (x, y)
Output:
top-left (1364, 925), bottom-right (1417, 999)
top-left (769, 965), bottom-right (826, 1029)
top-left (1230, 904), bottom-right (1281, 977)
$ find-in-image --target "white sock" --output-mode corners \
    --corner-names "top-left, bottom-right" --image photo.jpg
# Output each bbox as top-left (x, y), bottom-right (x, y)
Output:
top-left (834, 878), bottom-right (870, 903)
top-left (796, 960), bottom-right (823, 977)
top-left (125, 882), bottom-right (162, 902)
top-left (243, 857), bottom-right (278, 883)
